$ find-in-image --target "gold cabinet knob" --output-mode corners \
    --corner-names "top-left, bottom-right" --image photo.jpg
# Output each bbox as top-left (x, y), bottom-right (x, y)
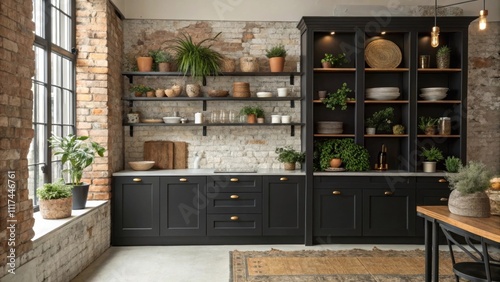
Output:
top-left (179, 178), bottom-right (187, 182)
top-left (384, 191), bottom-right (393, 196)
top-left (230, 178), bottom-right (239, 182)
top-left (280, 177), bottom-right (288, 181)
top-left (438, 178), bottom-right (448, 183)
top-left (440, 197), bottom-right (448, 202)
top-left (332, 191), bottom-right (341, 195)
top-left (230, 216), bottom-right (239, 221)
top-left (230, 195), bottom-right (239, 199)
top-left (133, 178), bottom-right (142, 182)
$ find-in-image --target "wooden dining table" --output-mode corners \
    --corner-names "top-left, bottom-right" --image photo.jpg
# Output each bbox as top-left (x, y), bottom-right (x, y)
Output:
top-left (417, 205), bottom-right (500, 282)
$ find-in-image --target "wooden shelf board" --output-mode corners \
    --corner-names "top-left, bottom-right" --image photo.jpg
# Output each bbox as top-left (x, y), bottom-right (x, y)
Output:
top-left (364, 134), bottom-right (409, 137)
top-left (122, 71), bottom-right (302, 77)
top-left (365, 68), bottom-right (409, 72)
top-left (124, 123), bottom-right (304, 126)
top-left (417, 134), bottom-right (460, 138)
top-left (314, 134), bottom-right (355, 137)
top-left (123, 97), bottom-right (303, 102)
top-left (365, 100), bottom-right (409, 104)
top-left (313, 100), bottom-right (356, 103)
top-left (313, 68), bottom-right (356, 72)
top-left (418, 68), bottom-right (462, 72)
top-left (418, 100), bottom-right (461, 104)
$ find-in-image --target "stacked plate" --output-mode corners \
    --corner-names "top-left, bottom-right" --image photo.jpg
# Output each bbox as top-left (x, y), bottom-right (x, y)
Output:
top-left (420, 87), bottom-right (448, 101)
top-left (366, 87), bottom-right (400, 100)
top-left (256, 91), bottom-right (273, 98)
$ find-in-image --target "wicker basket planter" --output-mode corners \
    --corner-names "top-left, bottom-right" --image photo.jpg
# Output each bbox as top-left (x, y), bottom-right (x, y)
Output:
top-left (39, 197), bottom-right (72, 219)
top-left (448, 190), bottom-right (491, 218)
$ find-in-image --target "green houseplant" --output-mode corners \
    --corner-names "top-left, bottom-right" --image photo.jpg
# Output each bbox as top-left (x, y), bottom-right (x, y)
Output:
top-left (266, 44), bottom-right (287, 72)
top-left (436, 45), bottom-right (451, 69)
top-left (420, 146), bottom-right (444, 172)
top-left (275, 146), bottom-right (305, 170)
top-left (418, 116), bottom-right (438, 135)
top-left (444, 156), bottom-right (462, 173)
top-left (446, 161), bottom-right (492, 217)
top-left (240, 106), bottom-right (264, 124)
top-left (49, 134), bottom-right (106, 209)
top-left (315, 139), bottom-right (370, 171)
top-left (365, 107), bottom-right (394, 134)
top-left (149, 49), bottom-right (174, 72)
top-left (320, 53), bottom-right (347, 68)
top-left (322, 83), bottom-right (353, 111)
top-left (37, 179), bottom-right (73, 219)
top-left (130, 84), bottom-right (154, 97)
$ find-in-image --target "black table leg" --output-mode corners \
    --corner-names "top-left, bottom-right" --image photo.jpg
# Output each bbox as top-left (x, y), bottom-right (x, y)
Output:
top-left (424, 218), bottom-right (432, 282)
top-left (432, 219), bottom-right (439, 282)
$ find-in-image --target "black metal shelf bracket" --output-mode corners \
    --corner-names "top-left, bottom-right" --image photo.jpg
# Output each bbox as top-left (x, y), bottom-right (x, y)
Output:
top-left (202, 126), bottom-right (207, 136)
top-left (128, 101), bottom-right (133, 108)
top-left (290, 74), bottom-right (295, 85)
top-left (290, 100), bottom-right (295, 108)
top-left (203, 100), bottom-right (207, 111)
top-left (291, 125), bottom-right (295, 136)
top-left (126, 75), bottom-right (133, 84)
top-left (130, 126), bottom-right (134, 137)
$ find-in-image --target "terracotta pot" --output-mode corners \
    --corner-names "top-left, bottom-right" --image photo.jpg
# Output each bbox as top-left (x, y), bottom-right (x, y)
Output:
top-left (424, 126), bottom-right (436, 135)
top-left (247, 114), bottom-right (257, 124)
top-left (330, 158), bottom-right (342, 168)
top-left (284, 162), bottom-right (296, 170)
top-left (448, 190), bottom-right (490, 218)
top-left (137, 56), bottom-right (153, 72)
top-left (39, 197), bottom-right (72, 219)
top-left (158, 62), bottom-right (171, 72)
top-left (186, 84), bottom-right (200, 97)
top-left (146, 90), bottom-right (155, 97)
top-left (422, 161), bottom-right (436, 172)
top-left (155, 89), bottom-right (164, 97)
top-left (134, 92), bottom-right (143, 97)
top-left (322, 61), bottom-right (332, 68)
top-left (269, 57), bottom-right (285, 72)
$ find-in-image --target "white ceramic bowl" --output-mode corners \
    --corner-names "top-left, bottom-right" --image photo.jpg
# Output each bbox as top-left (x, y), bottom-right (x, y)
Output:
top-left (256, 91), bottom-right (273, 98)
top-left (366, 87), bottom-right (400, 93)
top-left (420, 87), bottom-right (448, 93)
top-left (163, 117), bottom-right (181, 124)
top-left (366, 92), bottom-right (400, 100)
top-left (128, 161), bottom-right (155, 171)
top-left (419, 93), bottom-right (447, 100)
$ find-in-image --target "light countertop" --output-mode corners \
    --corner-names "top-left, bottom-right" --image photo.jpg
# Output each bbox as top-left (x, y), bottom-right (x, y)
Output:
top-left (113, 168), bottom-right (306, 176)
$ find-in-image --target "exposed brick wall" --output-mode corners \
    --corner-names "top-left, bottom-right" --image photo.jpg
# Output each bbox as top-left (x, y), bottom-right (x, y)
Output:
top-left (0, 0), bottom-right (35, 273)
top-left (76, 0), bottom-right (124, 200)
top-left (467, 21), bottom-right (500, 172)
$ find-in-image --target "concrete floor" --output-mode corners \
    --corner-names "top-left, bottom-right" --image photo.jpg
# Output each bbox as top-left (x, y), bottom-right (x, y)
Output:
top-left (71, 244), bottom-right (426, 282)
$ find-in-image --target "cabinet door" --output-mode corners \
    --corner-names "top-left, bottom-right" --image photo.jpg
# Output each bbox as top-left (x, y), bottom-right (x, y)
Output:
top-left (263, 176), bottom-right (305, 236)
top-left (113, 176), bottom-right (160, 237)
top-left (415, 187), bottom-right (450, 236)
top-left (314, 188), bottom-right (362, 236)
top-left (363, 188), bottom-right (415, 236)
top-left (159, 176), bottom-right (206, 236)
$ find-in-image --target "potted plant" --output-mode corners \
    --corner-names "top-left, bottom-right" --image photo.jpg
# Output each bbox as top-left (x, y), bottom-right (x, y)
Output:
top-left (419, 146), bottom-right (444, 172)
top-left (240, 106), bottom-right (263, 124)
top-left (446, 161), bottom-right (492, 217)
top-left (275, 146), bottom-right (305, 170)
top-left (130, 84), bottom-right (154, 97)
top-left (365, 107), bottom-right (394, 134)
top-left (49, 134), bottom-right (106, 209)
top-left (136, 54), bottom-right (153, 72)
top-left (322, 83), bottom-right (353, 111)
top-left (315, 139), bottom-right (370, 171)
top-left (37, 179), bottom-right (73, 219)
top-left (392, 124), bottom-right (405, 135)
top-left (320, 53), bottom-right (347, 68)
top-left (436, 45), bottom-right (451, 69)
top-left (171, 32), bottom-right (223, 87)
top-left (149, 49), bottom-right (174, 72)
top-left (444, 156), bottom-right (462, 173)
top-left (265, 44), bottom-right (287, 72)
top-left (418, 116), bottom-right (438, 135)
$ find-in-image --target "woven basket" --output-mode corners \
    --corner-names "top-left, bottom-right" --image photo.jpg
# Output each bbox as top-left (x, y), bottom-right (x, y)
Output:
top-left (448, 190), bottom-right (491, 218)
top-left (365, 39), bottom-right (402, 68)
top-left (208, 90), bottom-right (229, 97)
top-left (233, 82), bottom-right (250, 98)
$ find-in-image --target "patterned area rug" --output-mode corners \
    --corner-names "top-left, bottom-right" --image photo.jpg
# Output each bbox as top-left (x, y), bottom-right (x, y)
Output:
top-left (230, 247), bottom-right (465, 282)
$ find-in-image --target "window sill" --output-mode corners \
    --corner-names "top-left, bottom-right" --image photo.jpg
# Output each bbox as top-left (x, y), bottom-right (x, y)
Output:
top-left (32, 200), bottom-right (108, 242)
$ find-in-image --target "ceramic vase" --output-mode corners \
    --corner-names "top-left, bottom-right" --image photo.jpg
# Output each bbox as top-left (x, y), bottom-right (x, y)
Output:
top-left (186, 84), bottom-right (200, 97)
top-left (422, 161), bottom-right (436, 172)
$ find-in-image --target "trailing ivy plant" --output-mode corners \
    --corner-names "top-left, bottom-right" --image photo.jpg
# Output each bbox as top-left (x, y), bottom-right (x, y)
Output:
top-left (315, 139), bottom-right (370, 171)
top-left (322, 83), bottom-right (354, 111)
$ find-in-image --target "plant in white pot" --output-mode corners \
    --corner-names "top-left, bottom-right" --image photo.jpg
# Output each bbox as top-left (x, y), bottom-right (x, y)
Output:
top-left (275, 146), bottom-right (305, 170)
top-left (419, 146), bottom-right (444, 172)
top-left (446, 161), bottom-right (492, 217)
top-left (37, 179), bottom-right (73, 219)
top-left (49, 134), bottom-right (106, 209)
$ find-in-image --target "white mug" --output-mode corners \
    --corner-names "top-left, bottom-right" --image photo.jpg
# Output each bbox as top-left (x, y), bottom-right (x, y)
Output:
top-left (271, 115), bottom-right (281, 123)
top-left (194, 112), bottom-right (203, 124)
top-left (281, 115), bottom-right (291, 123)
top-left (277, 88), bottom-right (288, 97)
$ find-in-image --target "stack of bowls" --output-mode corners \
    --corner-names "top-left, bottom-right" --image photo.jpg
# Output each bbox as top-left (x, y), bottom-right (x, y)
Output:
top-left (419, 87), bottom-right (448, 100)
top-left (366, 87), bottom-right (400, 100)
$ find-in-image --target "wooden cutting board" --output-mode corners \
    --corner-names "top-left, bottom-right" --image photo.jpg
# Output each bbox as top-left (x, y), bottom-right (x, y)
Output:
top-left (144, 141), bottom-right (174, 169)
top-left (173, 142), bottom-right (187, 169)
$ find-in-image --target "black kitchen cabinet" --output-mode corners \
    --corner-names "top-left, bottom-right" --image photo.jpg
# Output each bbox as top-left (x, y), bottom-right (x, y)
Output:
top-left (207, 214), bottom-right (262, 236)
top-left (159, 176), bottom-right (207, 236)
top-left (112, 176), bottom-right (160, 238)
top-left (415, 176), bottom-right (451, 236)
top-left (263, 176), bottom-right (305, 236)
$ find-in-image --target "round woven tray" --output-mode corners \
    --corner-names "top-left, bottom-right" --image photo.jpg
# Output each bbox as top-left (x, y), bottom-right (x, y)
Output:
top-left (365, 39), bottom-right (402, 68)
top-left (208, 90), bottom-right (229, 97)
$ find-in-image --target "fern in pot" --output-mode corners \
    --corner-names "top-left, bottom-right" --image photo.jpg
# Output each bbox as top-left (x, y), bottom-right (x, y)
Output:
top-left (446, 161), bottom-right (492, 217)
top-left (37, 179), bottom-right (73, 219)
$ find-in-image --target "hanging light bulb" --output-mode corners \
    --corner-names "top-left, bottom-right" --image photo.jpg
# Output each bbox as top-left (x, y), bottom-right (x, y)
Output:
top-left (479, 9), bottom-right (488, 30)
top-left (431, 26), bottom-right (440, 48)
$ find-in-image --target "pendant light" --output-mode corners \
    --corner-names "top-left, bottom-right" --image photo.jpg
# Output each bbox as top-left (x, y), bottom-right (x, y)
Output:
top-left (479, 0), bottom-right (488, 30)
top-left (431, 0), bottom-right (440, 47)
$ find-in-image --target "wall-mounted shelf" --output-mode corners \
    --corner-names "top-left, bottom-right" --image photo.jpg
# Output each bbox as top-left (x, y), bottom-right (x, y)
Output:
top-left (313, 68), bottom-right (356, 72)
top-left (417, 100), bottom-right (461, 104)
top-left (365, 134), bottom-right (409, 138)
top-left (417, 134), bottom-right (460, 138)
top-left (365, 68), bottom-right (409, 72)
top-left (418, 68), bottom-right (461, 72)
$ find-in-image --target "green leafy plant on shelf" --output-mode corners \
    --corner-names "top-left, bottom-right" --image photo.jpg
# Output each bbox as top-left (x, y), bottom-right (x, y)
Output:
top-left (365, 107), bottom-right (394, 132)
top-left (322, 83), bottom-right (353, 111)
top-left (149, 49), bottom-right (174, 63)
top-left (446, 161), bottom-right (492, 194)
top-left (445, 156), bottom-right (462, 173)
top-left (275, 146), bottom-right (305, 164)
top-left (321, 53), bottom-right (348, 67)
top-left (314, 139), bottom-right (370, 171)
top-left (130, 84), bottom-right (154, 94)
top-left (437, 45), bottom-right (451, 56)
top-left (420, 146), bottom-right (444, 162)
top-left (418, 116), bottom-right (438, 133)
top-left (239, 106), bottom-right (264, 118)
top-left (265, 44), bottom-right (287, 58)
top-left (37, 178), bottom-right (72, 200)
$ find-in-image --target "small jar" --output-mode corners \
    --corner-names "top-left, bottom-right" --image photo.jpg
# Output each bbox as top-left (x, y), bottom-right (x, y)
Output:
top-left (438, 117), bottom-right (451, 135)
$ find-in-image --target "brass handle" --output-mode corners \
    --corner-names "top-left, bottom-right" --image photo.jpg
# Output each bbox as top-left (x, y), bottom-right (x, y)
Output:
top-left (230, 178), bottom-right (239, 182)
top-left (440, 198), bottom-right (448, 202)
top-left (230, 216), bottom-right (239, 221)
top-left (230, 195), bottom-right (239, 199)
top-left (384, 191), bottom-right (393, 196)
top-left (332, 191), bottom-right (341, 195)
top-left (133, 178), bottom-right (142, 182)
top-left (179, 178), bottom-right (187, 182)
top-left (280, 177), bottom-right (288, 181)
top-left (438, 179), bottom-right (448, 183)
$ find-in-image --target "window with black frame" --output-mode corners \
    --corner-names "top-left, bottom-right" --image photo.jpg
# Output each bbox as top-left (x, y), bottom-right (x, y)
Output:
top-left (29, 0), bottom-right (76, 208)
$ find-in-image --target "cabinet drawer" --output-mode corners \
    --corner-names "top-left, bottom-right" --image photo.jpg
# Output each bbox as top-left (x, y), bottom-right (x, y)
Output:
top-left (207, 214), bottom-right (262, 236)
top-left (314, 176), bottom-right (369, 189)
top-left (416, 177), bottom-right (449, 189)
top-left (207, 176), bottom-right (262, 193)
top-left (207, 193), bottom-right (262, 214)
top-left (416, 189), bottom-right (450, 206)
